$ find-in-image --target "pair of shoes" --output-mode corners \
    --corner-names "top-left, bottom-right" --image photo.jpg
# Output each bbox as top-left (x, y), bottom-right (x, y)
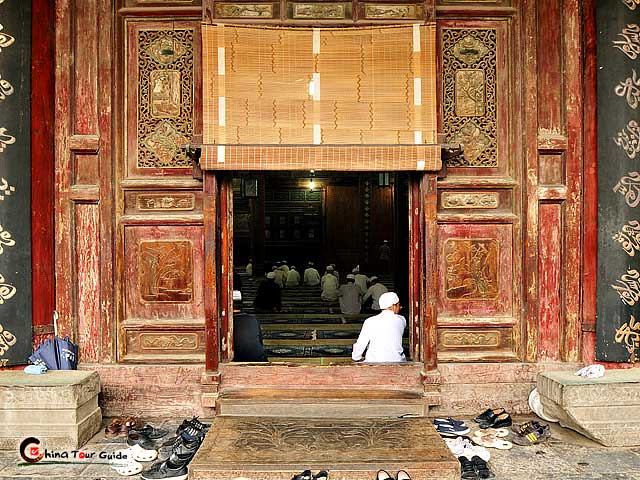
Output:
top-left (458, 456), bottom-right (494, 479)
top-left (433, 418), bottom-right (470, 437)
top-left (512, 423), bottom-right (551, 446)
top-left (377, 470), bottom-right (410, 480)
top-left (476, 410), bottom-right (512, 429)
top-left (144, 426), bottom-right (206, 480)
top-left (291, 470), bottom-right (328, 480)
top-left (105, 415), bottom-right (145, 438)
top-left (141, 458), bottom-right (188, 480)
top-left (130, 424), bottom-right (169, 440)
top-left (162, 417), bottom-right (210, 447)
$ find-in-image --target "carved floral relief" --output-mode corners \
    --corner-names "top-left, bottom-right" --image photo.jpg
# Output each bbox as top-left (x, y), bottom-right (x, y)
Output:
top-left (443, 29), bottom-right (497, 167)
top-left (137, 29), bottom-right (194, 168)
top-left (139, 241), bottom-right (193, 303)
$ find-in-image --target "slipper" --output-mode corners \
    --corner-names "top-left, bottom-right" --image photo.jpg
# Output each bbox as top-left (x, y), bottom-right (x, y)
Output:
top-left (118, 444), bottom-right (158, 462)
top-left (105, 417), bottom-right (124, 438)
top-left (377, 470), bottom-right (393, 480)
top-left (481, 427), bottom-right (509, 438)
top-left (111, 458), bottom-right (143, 476)
top-left (396, 470), bottom-right (411, 480)
top-left (472, 433), bottom-right (513, 450)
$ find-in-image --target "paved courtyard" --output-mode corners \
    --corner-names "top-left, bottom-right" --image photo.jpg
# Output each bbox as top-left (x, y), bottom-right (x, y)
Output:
top-left (0, 417), bottom-right (638, 480)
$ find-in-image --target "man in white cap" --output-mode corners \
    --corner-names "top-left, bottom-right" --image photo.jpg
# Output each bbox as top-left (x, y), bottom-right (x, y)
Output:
top-left (352, 266), bottom-right (369, 296)
top-left (362, 276), bottom-right (388, 312)
top-left (338, 274), bottom-right (361, 314)
top-left (352, 291), bottom-right (406, 363)
top-left (321, 265), bottom-right (339, 302)
top-left (304, 262), bottom-right (321, 287)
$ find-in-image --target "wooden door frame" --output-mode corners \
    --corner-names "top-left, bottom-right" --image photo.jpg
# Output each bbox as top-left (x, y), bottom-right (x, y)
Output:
top-left (202, 170), bottom-right (439, 378)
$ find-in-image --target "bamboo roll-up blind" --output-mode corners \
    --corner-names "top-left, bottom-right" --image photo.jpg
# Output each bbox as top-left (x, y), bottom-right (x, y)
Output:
top-left (201, 24), bottom-right (440, 171)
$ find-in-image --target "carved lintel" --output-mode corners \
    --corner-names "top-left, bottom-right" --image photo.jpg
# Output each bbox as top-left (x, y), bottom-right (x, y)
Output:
top-left (363, 3), bottom-right (423, 19)
top-left (441, 330), bottom-right (500, 348)
top-left (215, 3), bottom-right (274, 18)
top-left (442, 192), bottom-right (499, 209)
top-left (292, 3), bottom-right (346, 19)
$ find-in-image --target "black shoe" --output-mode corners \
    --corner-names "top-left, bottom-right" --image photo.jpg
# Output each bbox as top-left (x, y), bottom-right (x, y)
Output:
top-left (479, 412), bottom-right (512, 429)
top-left (131, 424), bottom-right (169, 440)
top-left (473, 408), bottom-right (505, 424)
top-left (141, 459), bottom-right (189, 480)
top-left (162, 424), bottom-right (207, 447)
top-left (157, 433), bottom-right (202, 463)
top-left (471, 455), bottom-right (495, 479)
top-left (292, 470), bottom-right (313, 480)
top-left (313, 470), bottom-right (329, 480)
top-left (458, 457), bottom-right (478, 480)
top-left (377, 470), bottom-right (393, 480)
top-left (127, 431), bottom-right (157, 450)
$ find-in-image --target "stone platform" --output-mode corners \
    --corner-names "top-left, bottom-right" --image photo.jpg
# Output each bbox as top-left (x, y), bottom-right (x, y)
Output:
top-left (538, 368), bottom-right (640, 447)
top-left (0, 370), bottom-right (101, 450)
top-left (189, 416), bottom-right (459, 480)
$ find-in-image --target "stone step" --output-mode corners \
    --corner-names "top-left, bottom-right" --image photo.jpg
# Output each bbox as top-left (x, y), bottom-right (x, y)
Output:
top-left (256, 313), bottom-right (369, 324)
top-left (216, 389), bottom-right (426, 418)
top-left (189, 416), bottom-right (459, 480)
top-left (538, 369), bottom-right (640, 447)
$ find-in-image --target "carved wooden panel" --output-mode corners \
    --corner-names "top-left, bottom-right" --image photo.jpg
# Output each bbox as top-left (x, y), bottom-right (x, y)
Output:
top-left (123, 327), bottom-right (205, 363)
top-left (439, 19), bottom-right (510, 178)
top-left (440, 191), bottom-right (500, 209)
top-left (437, 224), bottom-right (513, 317)
top-left (126, 21), bottom-right (201, 177)
top-left (216, 3), bottom-right (276, 18)
top-left (362, 3), bottom-right (423, 19)
top-left (124, 191), bottom-right (202, 214)
top-left (437, 327), bottom-right (515, 362)
top-left (289, 3), bottom-right (349, 20)
top-left (139, 241), bottom-right (193, 303)
top-left (123, 225), bottom-right (204, 322)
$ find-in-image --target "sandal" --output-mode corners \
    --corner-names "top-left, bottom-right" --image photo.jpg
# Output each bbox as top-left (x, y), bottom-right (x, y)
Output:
top-left (111, 458), bottom-right (143, 476)
top-left (481, 428), bottom-right (509, 438)
top-left (472, 432), bottom-right (513, 450)
top-left (377, 470), bottom-right (393, 480)
top-left (105, 417), bottom-right (124, 438)
top-left (119, 444), bottom-right (158, 462)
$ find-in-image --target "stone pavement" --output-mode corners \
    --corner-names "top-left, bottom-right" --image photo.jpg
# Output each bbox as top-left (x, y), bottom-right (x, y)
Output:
top-left (0, 417), bottom-right (638, 480)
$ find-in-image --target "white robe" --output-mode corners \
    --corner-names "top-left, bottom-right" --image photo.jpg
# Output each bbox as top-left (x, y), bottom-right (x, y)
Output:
top-left (363, 283), bottom-right (388, 310)
top-left (286, 269), bottom-right (301, 287)
top-left (338, 283), bottom-right (361, 314)
top-left (304, 267), bottom-right (321, 286)
top-left (273, 269), bottom-right (285, 288)
top-left (321, 273), bottom-right (339, 301)
top-left (352, 309), bottom-right (406, 362)
top-left (354, 274), bottom-right (369, 295)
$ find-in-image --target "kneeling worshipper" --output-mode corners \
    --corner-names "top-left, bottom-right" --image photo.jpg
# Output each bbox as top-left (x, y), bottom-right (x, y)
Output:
top-left (352, 292), bottom-right (406, 363)
top-left (254, 272), bottom-right (282, 312)
top-left (338, 274), bottom-right (362, 314)
top-left (233, 310), bottom-right (268, 362)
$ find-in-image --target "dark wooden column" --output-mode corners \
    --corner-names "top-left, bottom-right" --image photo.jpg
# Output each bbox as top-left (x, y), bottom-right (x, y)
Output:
top-left (249, 175), bottom-right (266, 277)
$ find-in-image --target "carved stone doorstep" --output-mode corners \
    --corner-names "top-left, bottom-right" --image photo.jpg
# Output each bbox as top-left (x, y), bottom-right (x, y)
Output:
top-left (538, 369), bottom-right (640, 447)
top-left (189, 416), bottom-right (460, 480)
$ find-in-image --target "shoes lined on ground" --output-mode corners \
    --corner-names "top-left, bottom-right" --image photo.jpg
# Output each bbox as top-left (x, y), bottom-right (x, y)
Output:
top-left (473, 408), bottom-right (505, 425)
top-left (130, 424), bottom-right (169, 440)
top-left (512, 423), bottom-right (551, 446)
top-left (141, 458), bottom-right (188, 480)
top-left (376, 470), bottom-right (410, 480)
top-left (292, 470), bottom-right (328, 480)
top-left (434, 417), bottom-right (470, 437)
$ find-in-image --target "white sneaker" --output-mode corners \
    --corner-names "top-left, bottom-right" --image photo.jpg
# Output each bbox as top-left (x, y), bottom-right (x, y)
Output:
top-left (461, 444), bottom-right (491, 462)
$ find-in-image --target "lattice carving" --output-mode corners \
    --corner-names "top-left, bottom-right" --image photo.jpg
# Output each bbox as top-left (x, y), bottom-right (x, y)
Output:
top-left (139, 241), bottom-right (193, 302)
top-left (444, 239), bottom-right (499, 300)
top-left (443, 29), bottom-right (497, 167)
top-left (137, 29), bottom-right (194, 169)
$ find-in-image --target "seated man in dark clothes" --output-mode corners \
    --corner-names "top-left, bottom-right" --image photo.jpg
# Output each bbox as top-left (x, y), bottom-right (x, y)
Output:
top-left (253, 271), bottom-right (282, 313)
top-left (233, 310), bottom-right (267, 362)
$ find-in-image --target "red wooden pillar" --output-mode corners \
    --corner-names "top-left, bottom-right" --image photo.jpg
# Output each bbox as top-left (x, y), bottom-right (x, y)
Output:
top-left (203, 172), bottom-right (220, 376)
top-left (219, 175), bottom-right (234, 362)
top-left (422, 173), bottom-right (438, 371)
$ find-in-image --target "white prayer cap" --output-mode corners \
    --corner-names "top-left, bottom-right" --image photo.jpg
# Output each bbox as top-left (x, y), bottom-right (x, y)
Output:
top-left (369, 276), bottom-right (378, 282)
top-left (308, 261), bottom-right (314, 266)
top-left (272, 265), bottom-right (278, 270)
top-left (326, 265), bottom-right (334, 271)
top-left (383, 239), bottom-right (388, 243)
top-left (291, 266), bottom-right (296, 270)
top-left (346, 274), bottom-right (355, 280)
top-left (266, 272), bottom-right (276, 279)
top-left (379, 292), bottom-right (399, 309)
top-left (352, 267), bottom-right (359, 274)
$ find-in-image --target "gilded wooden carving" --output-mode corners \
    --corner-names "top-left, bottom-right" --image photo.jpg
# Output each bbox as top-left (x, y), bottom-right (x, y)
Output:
top-left (292, 3), bottom-right (346, 19)
top-left (444, 239), bottom-right (499, 300)
top-left (363, 3), bottom-right (422, 19)
top-left (441, 330), bottom-right (499, 348)
top-left (443, 29), bottom-right (497, 167)
top-left (442, 192), bottom-right (498, 209)
top-left (140, 333), bottom-right (198, 350)
top-left (137, 193), bottom-right (195, 211)
top-left (137, 29), bottom-right (193, 168)
top-left (139, 241), bottom-right (193, 302)
top-left (215, 3), bottom-right (274, 17)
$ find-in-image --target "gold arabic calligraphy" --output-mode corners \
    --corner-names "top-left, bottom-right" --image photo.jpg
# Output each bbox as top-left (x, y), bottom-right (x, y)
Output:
top-left (615, 315), bottom-right (640, 349)
top-left (0, 323), bottom-right (17, 357)
top-left (611, 268), bottom-right (640, 306)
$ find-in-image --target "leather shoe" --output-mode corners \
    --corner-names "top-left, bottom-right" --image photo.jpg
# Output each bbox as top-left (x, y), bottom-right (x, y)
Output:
top-left (473, 408), bottom-right (505, 424)
top-left (479, 412), bottom-right (512, 429)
